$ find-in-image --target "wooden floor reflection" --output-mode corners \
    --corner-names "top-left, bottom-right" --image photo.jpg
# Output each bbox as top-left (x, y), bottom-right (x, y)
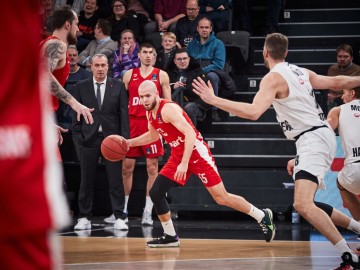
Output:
top-left (62, 236), bottom-right (359, 270)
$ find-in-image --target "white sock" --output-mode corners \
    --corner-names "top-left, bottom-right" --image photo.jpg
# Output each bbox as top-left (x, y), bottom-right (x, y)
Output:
top-left (247, 205), bottom-right (265, 223)
top-left (335, 239), bottom-right (359, 262)
top-left (144, 196), bottom-right (154, 212)
top-left (348, 219), bottom-right (360, 234)
top-left (124, 195), bottom-right (129, 213)
top-left (161, 219), bottom-right (176, 237)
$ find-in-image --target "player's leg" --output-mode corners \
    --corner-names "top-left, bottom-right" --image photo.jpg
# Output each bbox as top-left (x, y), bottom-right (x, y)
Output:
top-left (147, 174), bottom-right (181, 248)
top-left (294, 176), bottom-right (359, 265)
top-left (337, 186), bottom-right (360, 221)
top-left (142, 157), bottom-right (159, 226)
top-left (206, 181), bottom-right (275, 242)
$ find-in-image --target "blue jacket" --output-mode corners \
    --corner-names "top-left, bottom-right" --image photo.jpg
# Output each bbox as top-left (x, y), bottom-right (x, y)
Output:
top-left (186, 32), bottom-right (225, 73)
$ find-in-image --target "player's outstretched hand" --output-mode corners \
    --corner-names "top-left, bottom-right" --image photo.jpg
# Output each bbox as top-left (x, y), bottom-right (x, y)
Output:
top-left (116, 135), bottom-right (130, 151)
top-left (174, 162), bottom-right (188, 183)
top-left (73, 101), bottom-right (94, 124)
top-left (192, 76), bottom-right (216, 105)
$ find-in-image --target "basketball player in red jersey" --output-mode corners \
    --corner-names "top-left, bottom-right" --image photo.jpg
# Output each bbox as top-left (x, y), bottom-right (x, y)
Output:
top-left (40, 6), bottom-right (94, 127)
top-left (0, 2), bottom-right (69, 269)
top-left (117, 80), bottom-right (275, 247)
top-left (104, 43), bottom-right (171, 226)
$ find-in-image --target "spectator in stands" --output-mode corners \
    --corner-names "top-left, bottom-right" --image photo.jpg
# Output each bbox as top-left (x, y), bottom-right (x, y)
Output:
top-left (57, 45), bottom-right (92, 130)
top-left (328, 44), bottom-right (360, 77)
top-left (175, 0), bottom-right (203, 47)
top-left (78, 18), bottom-right (118, 73)
top-left (55, 0), bottom-right (85, 15)
top-left (40, 0), bottom-right (55, 39)
top-left (199, 0), bottom-right (230, 34)
top-left (108, 0), bottom-right (140, 42)
top-left (167, 48), bottom-right (211, 127)
top-left (327, 90), bottom-right (343, 112)
top-left (143, 0), bottom-right (187, 35)
top-left (77, 0), bottom-right (100, 52)
top-left (127, 0), bottom-right (153, 40)
top-left (187, 16), bottom-right (225, 121)
top-left (154, 32), bottom-right (181, 71)
top-left (113, 29), bottom-right (141, 80)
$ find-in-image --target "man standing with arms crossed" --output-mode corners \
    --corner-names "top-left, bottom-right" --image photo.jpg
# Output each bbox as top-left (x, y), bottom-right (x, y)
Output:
top-left (193, 32), bottom-right (360, 269)
top-left (104, 43), bottom-right (171, 226)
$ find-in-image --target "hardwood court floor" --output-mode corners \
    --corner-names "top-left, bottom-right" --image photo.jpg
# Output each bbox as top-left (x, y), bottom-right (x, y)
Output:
top-left (61, 217), bottom-right (360, 270)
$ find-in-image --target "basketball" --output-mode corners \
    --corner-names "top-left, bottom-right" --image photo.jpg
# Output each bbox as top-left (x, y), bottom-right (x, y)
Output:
top-left (101, 135), bottom-right (128, 162)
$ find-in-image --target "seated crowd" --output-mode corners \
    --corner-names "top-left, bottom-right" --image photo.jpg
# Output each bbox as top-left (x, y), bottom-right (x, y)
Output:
top-left (42, 0), bottom-right (236, 127)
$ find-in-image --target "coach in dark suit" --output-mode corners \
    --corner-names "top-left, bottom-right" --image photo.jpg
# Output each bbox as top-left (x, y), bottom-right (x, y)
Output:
top-left (72, 53), bottom-right (130, 231)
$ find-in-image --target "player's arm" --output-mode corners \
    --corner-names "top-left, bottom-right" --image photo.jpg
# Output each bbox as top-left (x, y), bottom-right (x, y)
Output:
top-left (127, 121), bottom-right (160, 148)
top-left (327, 106), bottom-right (340, 130)
top-left (160, 70), bottom-right (172, 100)
top-left (122, 69), bottom-right (133, 90)
top-left (162, 103), bottom-right (196, 181)
top-left (42, 40), bottom-right (94, 124)
top-left (193, 73), bottom-right (281, 120)
top-left (307, 69), bottom-right (360, 91)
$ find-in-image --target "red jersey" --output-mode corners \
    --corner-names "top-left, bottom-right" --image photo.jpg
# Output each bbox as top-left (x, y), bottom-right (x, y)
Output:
top-left (0, 2), bottom-right (69, 237)
top-left (39, 36), bottom-right (71, 111)
top-left (148, 99), bottom-right (203, 156)
top-left (128, 67), bottom-right (162, 117)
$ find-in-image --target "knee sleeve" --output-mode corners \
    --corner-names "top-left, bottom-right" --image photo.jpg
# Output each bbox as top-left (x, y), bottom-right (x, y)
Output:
top-left (149, 174), bottom-right (180, 215)
top-left (314, 201), bottom-right (334, 217)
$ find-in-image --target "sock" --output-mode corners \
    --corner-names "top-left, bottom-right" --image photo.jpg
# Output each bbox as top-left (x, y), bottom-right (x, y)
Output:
top-left (124, 195), bottom-right (129, 213)
top-left (335, 239), bottom-right (359, 262)
top-left (144, 196), bottom-right (154, 212)
top-left (247, 205), bottom-right (265, 223)
top-left (161, 219), bottom-right (177, 237)
top-left (348, 219), bottom-right (360, 234)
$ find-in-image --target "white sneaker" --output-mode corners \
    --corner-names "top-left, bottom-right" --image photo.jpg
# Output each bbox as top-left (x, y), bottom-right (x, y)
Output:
top-left (114, 218), bottom-right (128, 230)
top-left (141, 210), bottom-right (153, 226)
top-left (104, 214), bottom-right (116, 224)
top-left (74, 217), bottom-right (91, 230)
top-left (104, 214), bottom-right (128, 224)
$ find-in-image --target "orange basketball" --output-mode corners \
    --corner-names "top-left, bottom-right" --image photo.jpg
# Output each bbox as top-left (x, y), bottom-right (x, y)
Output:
top-left (101, 135), bottom-right (127, 162)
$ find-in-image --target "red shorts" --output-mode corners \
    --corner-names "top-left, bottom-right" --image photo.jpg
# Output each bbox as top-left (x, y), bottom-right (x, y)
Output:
top-left (160, 140), bottom-right (222, 187)
top-left (127, 117), bottom-right (164, 158)
top-left (1, 231), bottom-right (61, 270)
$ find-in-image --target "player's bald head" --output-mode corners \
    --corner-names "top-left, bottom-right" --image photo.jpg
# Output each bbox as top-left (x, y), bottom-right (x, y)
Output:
top-left (138, 80), bottom-right (158, 95)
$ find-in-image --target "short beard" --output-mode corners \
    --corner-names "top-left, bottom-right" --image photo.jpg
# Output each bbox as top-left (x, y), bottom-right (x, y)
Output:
top-left (67, 33), bottom-right (77, 45)
top-left (145, 99), bottom-right (157, 111)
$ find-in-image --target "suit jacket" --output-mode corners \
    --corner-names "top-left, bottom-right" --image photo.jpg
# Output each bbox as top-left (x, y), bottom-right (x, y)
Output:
top-left (72, 77), bottom-right (129, 145)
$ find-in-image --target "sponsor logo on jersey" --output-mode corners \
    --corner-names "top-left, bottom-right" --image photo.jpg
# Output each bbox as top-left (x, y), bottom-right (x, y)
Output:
top-left (151, 74), bottom-right (157, 81)
top-left (157, 113), bottom-right (162, 123)
top-left (169, 136), bottom-right (185, 148)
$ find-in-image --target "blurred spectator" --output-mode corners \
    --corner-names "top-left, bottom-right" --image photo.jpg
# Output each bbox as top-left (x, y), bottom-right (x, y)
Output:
top-left (199, 0), bottom-right (230, 33)
top-left (175, 0), bottom-right (204, 47)
top-left (144, 0), bottom-right (187, 35)
top-left (327, 90), bottom-right (343, 112)
top-left (187, 16), bottom-right (225, 121)
top-left (127, 0), bottom-right (153, 40)
top-left (78, 18), bottom-right (118, 73)
top-left (40, 0), bottom-right (55, 39)
top-left (154, 32), bottom-right (181, 71)
top-left (328, 44), bottom-right (360, 77)
top-left (113, 30), bottom-right (141, 79)
top-left (237, 0), bottom-right (282, 35)
top-left (167, 48), bottom-right (211, 127)
top-left (57, 45), bottom-right (92, 130)
top-left (55, 0), bottom-right (85, 15)
top-left (108, 0), bottom-right (140, 42)
top-left (77, 0), bottom-right (100, 52)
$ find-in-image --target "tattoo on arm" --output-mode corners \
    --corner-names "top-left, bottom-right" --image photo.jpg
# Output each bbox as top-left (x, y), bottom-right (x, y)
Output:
top-left (45, 42), bottom-right (73, 104)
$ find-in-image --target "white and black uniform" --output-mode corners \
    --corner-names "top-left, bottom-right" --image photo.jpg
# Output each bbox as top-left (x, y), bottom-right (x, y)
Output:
top-left (271, 62), bottom-right (336, 189)
top-left (337, 99), bottom-right (360, 194)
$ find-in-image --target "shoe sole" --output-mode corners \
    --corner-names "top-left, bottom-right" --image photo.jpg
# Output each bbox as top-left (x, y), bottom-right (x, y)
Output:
top-left (104, 218), bottom-right (128, 224)
top-left (141, 222), bottom-right (153, 226)
top-left (147, 241), bottom-right (180, 248)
